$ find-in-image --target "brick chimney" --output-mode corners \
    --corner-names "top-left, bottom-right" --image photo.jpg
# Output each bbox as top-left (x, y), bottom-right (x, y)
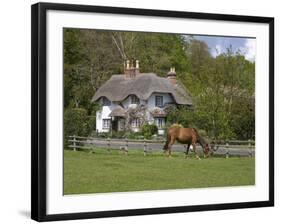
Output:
top-left (167, 67), bottom-right (177, 85)
top-left (124, 59), bottom-right (140, 78)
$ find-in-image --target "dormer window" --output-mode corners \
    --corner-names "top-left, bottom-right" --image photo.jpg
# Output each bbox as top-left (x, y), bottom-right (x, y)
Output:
top-left (102, 97), bottom-right (111, 106)
top-left (131, 95), bottom-right (140, 104)
top-left (155, 95), bottom-right (163, 107)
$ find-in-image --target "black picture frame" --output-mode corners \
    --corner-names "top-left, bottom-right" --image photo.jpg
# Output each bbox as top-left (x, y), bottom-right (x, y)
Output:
top-left (31, 2), bottom-right (274, 222)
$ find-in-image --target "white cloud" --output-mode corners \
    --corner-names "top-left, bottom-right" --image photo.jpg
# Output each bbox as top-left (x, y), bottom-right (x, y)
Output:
top-left (211, 44), bottom-right (223, 57)
top-left (241, 39), bottom-right (256, 62)
top-left (205, 37), bottom-right (256, 62)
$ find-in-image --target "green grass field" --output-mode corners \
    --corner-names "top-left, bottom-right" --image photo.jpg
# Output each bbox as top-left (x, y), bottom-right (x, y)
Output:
top-left (64, 149), bottom-right (255, 195)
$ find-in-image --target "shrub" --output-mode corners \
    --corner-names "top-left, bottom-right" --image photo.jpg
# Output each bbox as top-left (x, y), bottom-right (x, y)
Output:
top-left (88, 115), bottom-right (96, 135)
top-left (141, 123), bottom-right (158, 139)
top-left (97, 132), bottom-right (110, 138)
top-left (124, 132), bottom-right (144, 140)
top-left (111, 131), bottom-right (126, 139)
top-left (64, 108), bottom-right (91, 147)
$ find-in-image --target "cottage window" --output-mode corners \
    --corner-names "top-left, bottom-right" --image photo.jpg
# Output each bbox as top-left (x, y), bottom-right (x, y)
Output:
top-left (131, 95), bottom-right (140, 104)
top-left (131, 118), bottom-right (140, 128)
top-left (102, 97), bottom-right (111, 106)
top-left (155, 95), bottom-right (163, 107)
top-left (102, 119), bottom-right (111, 129)
top-left (155, 118), bottom-right (165, 129)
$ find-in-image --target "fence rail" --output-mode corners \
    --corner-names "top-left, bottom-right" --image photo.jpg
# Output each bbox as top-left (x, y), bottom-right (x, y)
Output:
top-left (67, 135), bottom-right (255, 157)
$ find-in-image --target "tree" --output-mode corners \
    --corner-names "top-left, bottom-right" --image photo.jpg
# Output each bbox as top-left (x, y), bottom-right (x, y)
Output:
top-left (185, 38), bottom-right (212, 82)
top-left (63, 29), bottom-right (255, 140)
top-left (177, 41), bottom-right (255, 140)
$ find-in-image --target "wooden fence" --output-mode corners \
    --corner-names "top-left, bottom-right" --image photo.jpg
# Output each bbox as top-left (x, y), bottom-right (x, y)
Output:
top-left (67, 135), bottom-right (255, 157)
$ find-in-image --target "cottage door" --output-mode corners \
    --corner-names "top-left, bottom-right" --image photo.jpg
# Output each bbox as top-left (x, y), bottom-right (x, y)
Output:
top-left (118, 118), bottom-right (125, 131)
top-left (111, 119), bottom-right (118, 132)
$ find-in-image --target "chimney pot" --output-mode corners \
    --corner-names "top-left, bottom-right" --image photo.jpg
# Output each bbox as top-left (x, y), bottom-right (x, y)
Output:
top-left (167, 67), bottom-right (177, 85)
top-left (124, 59), bottom-right (140, 78)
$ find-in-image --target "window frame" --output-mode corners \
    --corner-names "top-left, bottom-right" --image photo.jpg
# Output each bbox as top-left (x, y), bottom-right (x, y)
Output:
top-left (131, 118), bottom-right (141, 128)
top-left (155, 95), bottom-right (164, 107)
top-left (102, 119), bottom-right (111, 129)
top-left (155, 117), bottom-right (165, 129)
top-left (131, 95), bottom-right (140, 104)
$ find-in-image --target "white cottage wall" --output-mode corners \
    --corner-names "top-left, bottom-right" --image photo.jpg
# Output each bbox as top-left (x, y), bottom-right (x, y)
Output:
top-left (96, 99), bottom-right (120, 133)
top-left (96, 110), bottom-right (103, 132)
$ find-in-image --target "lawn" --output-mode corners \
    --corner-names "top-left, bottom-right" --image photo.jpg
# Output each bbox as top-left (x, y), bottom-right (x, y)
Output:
top-left (64, 149), bottom-right (255, 195)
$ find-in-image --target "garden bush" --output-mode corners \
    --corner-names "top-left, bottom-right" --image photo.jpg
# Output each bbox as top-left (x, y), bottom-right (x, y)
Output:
top-left (64, 108), bottom-right (91, 147)
top-left (141, 123), bottom-right (158, 139)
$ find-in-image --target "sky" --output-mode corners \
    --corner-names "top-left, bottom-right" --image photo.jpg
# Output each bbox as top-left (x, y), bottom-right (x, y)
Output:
top-left (192, 35), bottom-right (256, 62)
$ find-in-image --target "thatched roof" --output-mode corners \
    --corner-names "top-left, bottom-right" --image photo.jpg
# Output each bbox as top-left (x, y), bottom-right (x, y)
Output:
top-left (92, 73), bottom-right (192, 105)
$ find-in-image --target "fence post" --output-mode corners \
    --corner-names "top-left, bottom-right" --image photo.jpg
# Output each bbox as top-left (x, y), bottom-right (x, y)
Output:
top-left (143, 140), bottom-right (147, 156)
top-left (225, 141), bottom-right (229, 158)
top-left (73, 135), bottom-right (77, 151)
top-left (89, 138), bottom-right (95, 154)
top-left (125, 137), bottom-right (128, 155)
top-left (248, 139), bottom-right (252, 157)
top-left (107, 137), bottom-right (111, 153)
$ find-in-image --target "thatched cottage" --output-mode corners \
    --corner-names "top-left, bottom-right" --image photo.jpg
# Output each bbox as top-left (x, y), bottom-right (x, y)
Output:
top-left (92, 60), bottom-right (192, 135)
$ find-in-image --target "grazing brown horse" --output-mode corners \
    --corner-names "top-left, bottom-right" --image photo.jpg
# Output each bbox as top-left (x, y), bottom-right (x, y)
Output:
top-left (163, 126), bottom-right (210, 159)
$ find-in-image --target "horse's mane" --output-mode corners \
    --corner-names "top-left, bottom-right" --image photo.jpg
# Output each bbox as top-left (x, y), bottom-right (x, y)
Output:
top-left (170, 123), bottom-right (183, 128)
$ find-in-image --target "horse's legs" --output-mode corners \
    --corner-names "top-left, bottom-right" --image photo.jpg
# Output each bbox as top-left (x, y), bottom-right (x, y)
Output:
top-left (163, 139), bottom-right (169, 151)
top-left (185, 143), bottom-right (191, 159)
top-left (167, 138), bottom-right (175, 158)
top-left (193, 142), bottom-right (201, 160)
top-left (163, 134), bottom-right (171, 155)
